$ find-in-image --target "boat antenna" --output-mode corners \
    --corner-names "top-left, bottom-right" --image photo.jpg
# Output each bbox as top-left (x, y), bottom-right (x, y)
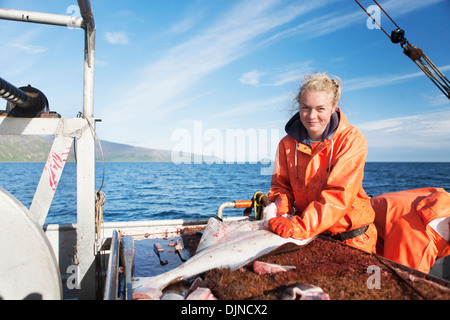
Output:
top-left (355, 0), bottom-right (450, 100)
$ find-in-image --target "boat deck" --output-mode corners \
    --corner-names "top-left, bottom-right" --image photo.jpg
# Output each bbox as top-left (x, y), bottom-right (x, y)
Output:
top-left (89, 218), bottom-right (450, 300)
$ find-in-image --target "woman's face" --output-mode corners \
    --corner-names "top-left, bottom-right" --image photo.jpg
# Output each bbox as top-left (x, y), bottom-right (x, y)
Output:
top-left (299, 90), bottom-right (336, 141)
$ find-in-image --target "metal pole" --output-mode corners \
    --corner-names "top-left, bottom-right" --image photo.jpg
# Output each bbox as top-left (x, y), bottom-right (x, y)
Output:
top-left (76, 0), bottom-right (97, 300)
top-left (78, 0), bottom-right (96, 118)
top-left (0, 8), bottom-right (83, 28)
top-left (103, 230), bottom-right (120, 300)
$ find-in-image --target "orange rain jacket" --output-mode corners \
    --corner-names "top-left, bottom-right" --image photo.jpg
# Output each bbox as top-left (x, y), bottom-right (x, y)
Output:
top-left (371, 187), bottom-right (450, 273)
top-left (268, 109), bottom-right (377, 252)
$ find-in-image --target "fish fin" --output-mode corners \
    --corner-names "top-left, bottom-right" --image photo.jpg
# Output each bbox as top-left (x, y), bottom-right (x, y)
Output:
top-left (195, 217), bottom-right (227, 254)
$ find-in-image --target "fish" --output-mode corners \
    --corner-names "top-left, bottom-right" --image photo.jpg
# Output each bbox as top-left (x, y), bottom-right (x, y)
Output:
top-left (133, 205), bottom-right (313, 298)
top-left (185, 287), bottom-right (217, 300)
top-left (252, 261), bottom-right (296, 275)
top-left (161, 293), bottom-right (185, 300)
top-left (281, 283), bottom-right (330, 300)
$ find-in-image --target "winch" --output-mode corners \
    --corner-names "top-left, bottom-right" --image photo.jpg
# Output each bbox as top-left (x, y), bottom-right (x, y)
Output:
top-left (0, 76), bottom-right (58, 118)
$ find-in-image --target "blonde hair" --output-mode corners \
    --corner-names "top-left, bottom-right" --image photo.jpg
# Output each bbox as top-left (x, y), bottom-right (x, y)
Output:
top-left (296, 72), bottom-right (342, 107)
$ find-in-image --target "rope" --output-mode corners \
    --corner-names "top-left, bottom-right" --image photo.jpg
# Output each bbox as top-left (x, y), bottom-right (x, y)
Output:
top-left (94, 189), bottom-right (106, 299)
top-left (95, 190), bottom-right (106, 241)
top-left (244, 191), bottom-right (267, 220)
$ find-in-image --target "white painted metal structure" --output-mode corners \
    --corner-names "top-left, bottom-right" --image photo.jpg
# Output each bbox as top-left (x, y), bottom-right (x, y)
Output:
top-left (0, 1), bottom-right (448, 300)
top-left (0, 186), bottom-right (61, 299)
top-left (0, 1), bottom-right (97, 299)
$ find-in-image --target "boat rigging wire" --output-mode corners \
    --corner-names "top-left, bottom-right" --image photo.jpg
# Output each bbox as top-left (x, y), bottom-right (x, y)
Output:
top-left (354, 0), bottom-right (450, 100)
top-left (354, 0), bottom-right (389, 39)
top-left (76, 111), bottom-right (105, 193)
top-left (373, 253), bottom-right (430, 300)
top-left (372, 0), bottom-right (400, 30)
top-left (76, 111), bottom-right (106, 236)
top-left (76, 111), bottom-right (107, 297)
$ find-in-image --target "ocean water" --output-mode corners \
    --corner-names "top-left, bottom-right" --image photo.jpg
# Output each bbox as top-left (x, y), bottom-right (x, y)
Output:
top-left (1, 162), bottom-right (449, 225)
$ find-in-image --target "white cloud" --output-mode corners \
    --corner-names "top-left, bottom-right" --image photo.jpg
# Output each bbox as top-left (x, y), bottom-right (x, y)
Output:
top-left (98, 0), bottom-right (449, 158)
top-left (95, 59), bottom-right (108, 67)
top-left (380, 0), bottom-right (444, 17)
top-left (105, 31), bottom-right (129, 45)
top-left (168, 16), bottom-right (198, 35)
top-left (270, 67), bottom-right (307, 87)
top-left (358, 109), bottom-right (450, 149)
top-left (239, 62), bottom-right (313, 87)
top-left (359, 119), bottom-right (404, 132)
top-left (3, 29), bottom-right (48, 56)
top-left (239, 70), bottom-right (265, 86)
top-left (104, 0), bottom-right (328, 121)
top-left (11, 44), bottom-right (47, 55)
top-left (99, 1), bottom-right (336, 149)
top-left (210, 94), bottom-right (289, 120)
top-left (422, 91), bottom-right (450, 107)
top-left (344, 65), bottom-right (450, 92)
top-left (262, 0), bottom-right (445, 45)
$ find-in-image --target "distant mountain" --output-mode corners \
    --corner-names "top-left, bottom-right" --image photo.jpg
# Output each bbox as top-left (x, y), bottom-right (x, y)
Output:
top-left (0, 136), bottom-right (173, 162)
top-left (97, 140), bottom-right (221, 163)
top-left (0, 135), bottom-right (55, 162)
top-left (97, 140), bottom-right (172, 162)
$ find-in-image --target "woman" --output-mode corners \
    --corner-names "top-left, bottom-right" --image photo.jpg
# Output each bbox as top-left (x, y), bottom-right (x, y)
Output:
top-left (268, 72), bottom-right (377, 253)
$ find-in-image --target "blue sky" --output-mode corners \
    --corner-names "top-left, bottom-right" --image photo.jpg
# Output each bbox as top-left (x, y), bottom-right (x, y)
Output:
top-left (1, 0), bottom-right (449, 162)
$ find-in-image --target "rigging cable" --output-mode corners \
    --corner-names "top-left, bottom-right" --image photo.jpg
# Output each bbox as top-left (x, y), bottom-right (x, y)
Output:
top-left (373, 253), bottom-right (429, 300)
top-left (76, 111), bottom-right (107, 297)
top-left (355, 0), bottom-right (450, 99)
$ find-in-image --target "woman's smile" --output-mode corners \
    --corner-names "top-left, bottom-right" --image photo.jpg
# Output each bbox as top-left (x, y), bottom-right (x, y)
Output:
top-left (299, 90), bottom-right (336, 141)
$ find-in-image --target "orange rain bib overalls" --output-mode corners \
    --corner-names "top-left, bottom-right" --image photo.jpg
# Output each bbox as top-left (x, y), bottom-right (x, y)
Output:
top-left (372, 187), bottom-right (450, 273)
